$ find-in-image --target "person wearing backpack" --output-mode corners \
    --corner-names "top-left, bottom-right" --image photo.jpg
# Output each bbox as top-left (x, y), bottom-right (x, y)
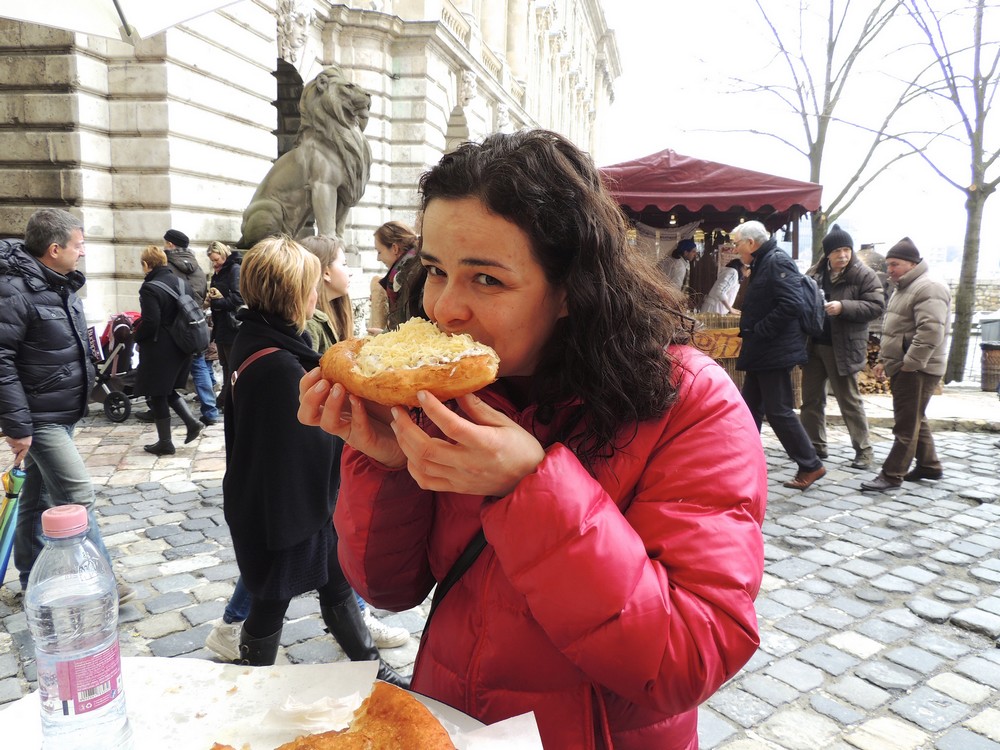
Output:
top-left (133, 245), bottom-right (204, 455)
top-left (164, 229), bottom-right (220, 426)
top-left (801, 225), bottom-right (885, 469)
top-left (732, 220), bottom-right (826, 490)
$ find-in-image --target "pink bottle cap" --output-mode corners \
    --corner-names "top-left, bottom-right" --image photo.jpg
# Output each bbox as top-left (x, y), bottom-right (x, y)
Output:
top-left (40, 505), bottom-right (89, 538)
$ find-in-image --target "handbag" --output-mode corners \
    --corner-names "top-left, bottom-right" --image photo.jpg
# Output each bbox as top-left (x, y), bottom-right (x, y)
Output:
top-left (230, 347), bottom-right (280, 401)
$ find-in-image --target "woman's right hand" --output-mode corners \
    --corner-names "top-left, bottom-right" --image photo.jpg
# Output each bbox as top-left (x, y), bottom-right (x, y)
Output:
top-left (298, 368), bottom-right (406, 469)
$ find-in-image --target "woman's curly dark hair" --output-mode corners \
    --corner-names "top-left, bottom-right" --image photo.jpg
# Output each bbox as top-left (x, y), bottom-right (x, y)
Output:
top-left (418, 130), bottom-right (692, 467)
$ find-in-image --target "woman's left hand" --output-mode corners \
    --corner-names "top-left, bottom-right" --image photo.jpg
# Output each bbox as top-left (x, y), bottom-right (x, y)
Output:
top-left (390, 391), bottom-right (546, 498)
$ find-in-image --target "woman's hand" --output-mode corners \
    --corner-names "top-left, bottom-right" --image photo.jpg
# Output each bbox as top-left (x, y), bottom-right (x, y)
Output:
top-left (298, 368), bottom-right (406, 468)
top-left (389, 391), bottom-right (545, 498)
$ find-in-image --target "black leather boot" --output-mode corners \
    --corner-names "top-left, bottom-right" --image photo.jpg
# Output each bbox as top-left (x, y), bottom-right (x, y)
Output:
top-left (143, 418), bottom-right (176, 455)
top-left (169, 394), bottom-right (203, 443)
top-left (236, 626), bottom-right (282, 666)
top-left (320, 601), bottom-right (411, 689)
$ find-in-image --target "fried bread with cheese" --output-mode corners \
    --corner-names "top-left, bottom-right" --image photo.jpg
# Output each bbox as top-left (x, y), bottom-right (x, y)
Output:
top-left (211, 681), bottom-right (457, 750)
top-left (320, 317), bottom-right (499, 407)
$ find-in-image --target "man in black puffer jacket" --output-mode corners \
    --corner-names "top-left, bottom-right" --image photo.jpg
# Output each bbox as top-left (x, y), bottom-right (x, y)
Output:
top-left (732, 220), bottom-right (826, 491)
top-left (0, 208), bottom-right (134, 601)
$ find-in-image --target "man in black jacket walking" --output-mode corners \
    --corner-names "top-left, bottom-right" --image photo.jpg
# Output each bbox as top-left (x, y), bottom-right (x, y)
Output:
top-left (732, 220), bottom-right (826, 490)
top-left (0, 208), bottom-right (134, 601)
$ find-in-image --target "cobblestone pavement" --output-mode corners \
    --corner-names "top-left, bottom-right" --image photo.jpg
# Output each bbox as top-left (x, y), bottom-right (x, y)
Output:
top-left (2, 405), bottom-right (1000, 749)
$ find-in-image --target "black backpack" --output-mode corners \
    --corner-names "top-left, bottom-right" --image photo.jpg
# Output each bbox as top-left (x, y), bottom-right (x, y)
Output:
top-left (148, 278), bottom-right (211, 355)
top-left (799, 273), bottom-right (826, 337)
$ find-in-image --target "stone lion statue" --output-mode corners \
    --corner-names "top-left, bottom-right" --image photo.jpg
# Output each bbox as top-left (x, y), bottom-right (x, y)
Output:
top-left (239, 66), bottom-right (372, 248)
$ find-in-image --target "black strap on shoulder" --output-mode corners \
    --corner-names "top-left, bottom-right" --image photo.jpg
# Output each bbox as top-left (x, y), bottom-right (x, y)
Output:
top-left (148, 278), bottom-right (183, 298)
top-left (423, 527), bottom-right (487, 635)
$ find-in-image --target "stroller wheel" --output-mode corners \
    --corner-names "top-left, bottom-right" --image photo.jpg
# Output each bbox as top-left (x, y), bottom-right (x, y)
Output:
top-left (104, 391), bottom-right (131, 423)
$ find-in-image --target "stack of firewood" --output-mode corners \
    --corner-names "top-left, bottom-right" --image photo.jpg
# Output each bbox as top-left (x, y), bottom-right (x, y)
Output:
top-left (859, 337), bottom-right (891, 394)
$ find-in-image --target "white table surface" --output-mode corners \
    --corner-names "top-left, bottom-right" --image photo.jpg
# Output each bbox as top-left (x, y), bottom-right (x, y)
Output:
top-left (2, 656), bottom-right (541, 749)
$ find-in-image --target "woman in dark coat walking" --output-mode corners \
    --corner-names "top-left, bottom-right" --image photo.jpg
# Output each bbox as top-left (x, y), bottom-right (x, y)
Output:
top-left (133, 245), bottom-right (203, 455)
top-left (221, 236), bottom-right (404, 684)
top-left (206, 241), bottom-right (242, 405)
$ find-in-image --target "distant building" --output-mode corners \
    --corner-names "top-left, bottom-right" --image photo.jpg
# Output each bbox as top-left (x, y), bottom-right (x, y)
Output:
top-left (0, 0), bottom-right (620, 324)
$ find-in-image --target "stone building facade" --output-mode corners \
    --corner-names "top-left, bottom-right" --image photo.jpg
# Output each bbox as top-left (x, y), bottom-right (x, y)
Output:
top-left (0, 0), bottom-right (620, 326)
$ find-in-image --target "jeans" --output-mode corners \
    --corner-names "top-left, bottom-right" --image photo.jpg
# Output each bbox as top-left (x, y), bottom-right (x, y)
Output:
top-left (190, 354), bottom-right (219, 420)
top-left (223, 575), bottom-right (367, 623)
top-left (742, 367), bottom-right (823, 472)
top-left (223, 576), bottom-right (253, 623)
top-left (14, 423), bottom-right (111, 588)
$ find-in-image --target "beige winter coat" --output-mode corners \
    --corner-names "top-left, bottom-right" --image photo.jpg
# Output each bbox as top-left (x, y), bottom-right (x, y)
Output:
top-left (879, 260), bottom-right (951, 377)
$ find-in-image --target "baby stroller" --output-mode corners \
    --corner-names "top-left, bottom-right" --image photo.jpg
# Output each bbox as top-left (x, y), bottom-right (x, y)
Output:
top-left (89, 311), bottom-right (141, 423)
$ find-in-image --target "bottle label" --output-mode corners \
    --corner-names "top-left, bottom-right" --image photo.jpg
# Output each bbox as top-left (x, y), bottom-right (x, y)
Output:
top-left (38, 640), bottom-right (124, 716)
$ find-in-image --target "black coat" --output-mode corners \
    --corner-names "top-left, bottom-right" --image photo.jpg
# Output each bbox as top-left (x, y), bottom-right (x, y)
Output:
top-left (0, 240), bottom-right (94, 437)
top-left (737, 238), bottom-right (809, 371)
top-left (133, 265), bottom-right (193, 396)
top-left (806, 255), bottom-right (885, 375)
top-left (209, 254), bottom-right (243, 346)
top-left (222, 310), bottom-right (344, 599)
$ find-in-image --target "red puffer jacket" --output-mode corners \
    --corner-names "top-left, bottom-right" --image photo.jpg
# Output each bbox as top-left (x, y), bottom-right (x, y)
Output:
top-left (335, 346), bottom-right (767, 749)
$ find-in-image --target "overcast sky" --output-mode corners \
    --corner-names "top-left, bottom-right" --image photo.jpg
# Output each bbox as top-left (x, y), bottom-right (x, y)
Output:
top-left (597, 1), bottom-right (999, 280)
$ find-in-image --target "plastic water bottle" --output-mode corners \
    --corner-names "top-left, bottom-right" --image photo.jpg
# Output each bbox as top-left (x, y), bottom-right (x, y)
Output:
top-left (24, 505), bottom-right (132, 749)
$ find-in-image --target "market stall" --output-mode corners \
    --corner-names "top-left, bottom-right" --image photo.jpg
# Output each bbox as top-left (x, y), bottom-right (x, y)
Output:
top-left (600, 148), bottom-right (819, 404)
top-left (600, 149), bottom-right (823, 309)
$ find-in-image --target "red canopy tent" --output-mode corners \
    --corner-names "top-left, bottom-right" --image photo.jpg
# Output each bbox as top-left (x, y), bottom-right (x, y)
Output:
top-left (600, 148), bottom-right (823, 257)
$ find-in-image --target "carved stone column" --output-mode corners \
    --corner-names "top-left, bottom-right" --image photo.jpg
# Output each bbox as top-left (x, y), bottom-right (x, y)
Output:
top-left (480, 0), bottom-right (508, 58)
top-left (505, 0), bottom-right (528, 80)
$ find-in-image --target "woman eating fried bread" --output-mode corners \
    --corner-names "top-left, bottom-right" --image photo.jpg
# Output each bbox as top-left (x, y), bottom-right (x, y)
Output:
top-left (298, 130), bottom-right (767, 750)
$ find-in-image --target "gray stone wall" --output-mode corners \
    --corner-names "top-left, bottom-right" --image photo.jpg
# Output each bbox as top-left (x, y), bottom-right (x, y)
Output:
top-left (0, 0), bottom-right (619, 327)
top-left (945, 280), bottom-right (1000, 312)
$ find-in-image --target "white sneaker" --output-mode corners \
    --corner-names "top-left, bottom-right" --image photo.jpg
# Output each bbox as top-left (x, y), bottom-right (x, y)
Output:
top-left (205, 619), bottom-right (242, 661)
top-left (363, 608), bottom-right (409, 649)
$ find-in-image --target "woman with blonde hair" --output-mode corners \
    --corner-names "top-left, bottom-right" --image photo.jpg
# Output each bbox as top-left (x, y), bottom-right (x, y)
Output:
top-left (299, 233), bottom-right (411, 650)
top-left (220, 236), bottom-right (405, 684)
top-left (206, 240), bottom-right (243, 406)
top-left (134, 244), bottom-right (203, 454)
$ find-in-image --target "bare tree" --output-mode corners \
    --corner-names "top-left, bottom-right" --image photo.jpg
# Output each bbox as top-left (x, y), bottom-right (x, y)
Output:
top-left (901, 0), bottom-right (1000, 383)
top-left (743, 0), bottom-right (916, 262)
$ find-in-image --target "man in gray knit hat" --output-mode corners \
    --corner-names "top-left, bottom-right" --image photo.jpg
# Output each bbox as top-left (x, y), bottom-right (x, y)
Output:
top-left (861, 237), bottom-right (951, 491)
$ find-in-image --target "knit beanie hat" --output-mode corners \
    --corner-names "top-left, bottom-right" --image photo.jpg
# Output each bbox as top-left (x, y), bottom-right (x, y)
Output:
top-left (821, 224), bottom-right (853, 255)
top-left (885, 237), bottom-right (920, 264)
top-left (163, 229), bottom-right (189, 248)
top-left (677, 238), bottom-right (697, 253)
